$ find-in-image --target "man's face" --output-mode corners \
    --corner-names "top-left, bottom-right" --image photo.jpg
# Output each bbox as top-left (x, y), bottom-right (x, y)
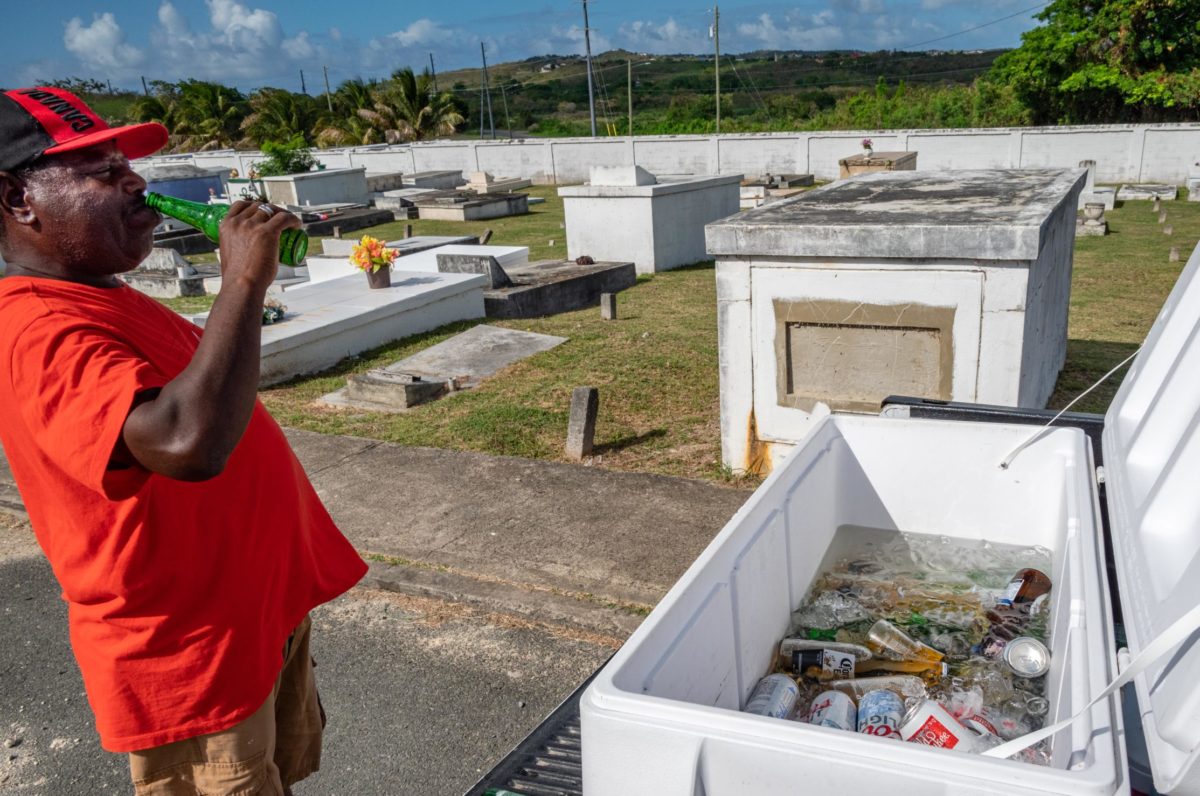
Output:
top-left (20, 142), bottom-right (157, 275)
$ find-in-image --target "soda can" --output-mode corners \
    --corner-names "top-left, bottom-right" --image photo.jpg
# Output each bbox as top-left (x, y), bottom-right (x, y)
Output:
top-left (857, 688), bottom-right (903, 740)
top-left (1003, 636), bottom-right (1051, 678)
top-left (899, 700), bottom-right (977, 752)
top-left (743, 673), bottom-right (800, 719)
top-left (807, 689), bottom-right (857, 731)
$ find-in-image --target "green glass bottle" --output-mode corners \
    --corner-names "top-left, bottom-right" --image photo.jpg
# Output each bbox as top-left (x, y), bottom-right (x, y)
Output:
top-left (144, 191), bottom-right (308, 266)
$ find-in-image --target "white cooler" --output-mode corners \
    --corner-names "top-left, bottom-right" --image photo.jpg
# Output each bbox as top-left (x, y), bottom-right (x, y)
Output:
top-left (580, 248), bottom-right (1200, 794)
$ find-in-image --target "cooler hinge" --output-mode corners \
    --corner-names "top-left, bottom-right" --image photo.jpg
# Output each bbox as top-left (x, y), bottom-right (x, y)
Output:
top-left (1095, 465), bottom-right (1107, 485)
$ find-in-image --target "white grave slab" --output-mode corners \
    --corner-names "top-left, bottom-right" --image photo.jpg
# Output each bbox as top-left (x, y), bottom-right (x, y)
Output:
top-left (559, 169), bottom-right (741, 274)
top-left (191, 271), bottom-right (486, 385)
top-left (706, 168), bottom-right (1084, 474)
top-left (1117, 183), bottom-right (1177, 201)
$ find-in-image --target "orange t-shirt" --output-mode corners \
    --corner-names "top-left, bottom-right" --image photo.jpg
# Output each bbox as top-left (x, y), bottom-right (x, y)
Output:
top-left (0, 276), bottom-right (367, 752)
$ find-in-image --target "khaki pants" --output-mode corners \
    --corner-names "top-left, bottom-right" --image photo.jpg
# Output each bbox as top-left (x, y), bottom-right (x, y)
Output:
top-left (129, 616), bottom-right (324, 795)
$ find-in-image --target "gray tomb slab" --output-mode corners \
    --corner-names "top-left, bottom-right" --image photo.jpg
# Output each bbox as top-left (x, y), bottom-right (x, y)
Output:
top-left (1117, 183), bottom-right (1178, 201)
top-left (321, 325), bottom-right (568, 412)
top-left (120, 247), bottom-right (207, 298)
top-left (437, 253), bottom-right (514, 289)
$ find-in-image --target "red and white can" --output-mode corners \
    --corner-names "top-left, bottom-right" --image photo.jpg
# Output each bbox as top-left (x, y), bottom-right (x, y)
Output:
top-left (899, 700), bottom-right (978, 752)
top-left (807, 689), bottom-right (857, 732)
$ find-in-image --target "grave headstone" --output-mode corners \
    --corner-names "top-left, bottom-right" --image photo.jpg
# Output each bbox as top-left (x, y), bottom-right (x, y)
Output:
top-left (1170, 246), bottom-right (1181, 263)
top-left (566, 386), bottom-right (599, 460)
top-left (436, 253), bottom-right (513, 289)
top-left (600, 292), bottom-right (617, 320)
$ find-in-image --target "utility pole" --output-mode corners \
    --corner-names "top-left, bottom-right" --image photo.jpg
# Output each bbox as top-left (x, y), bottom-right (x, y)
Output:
top-left (140, 76), bottom-right (150, 97)
top-left (582, 0), bottom-right (597, 137)
top-left (429, 53), bottom-right (438, 92)
top-left (499, 82), bottom-right (512, 138)
top-left (713, 4), bottom-right (721, 134)
top-left (627, 59), bottom-right (633, 136)
top-left (481, 42), bottom-right (495, 139)
top-left (299, 69), bottom-right (307, 95)
top-left (322, 65), bottom-right (333, 112)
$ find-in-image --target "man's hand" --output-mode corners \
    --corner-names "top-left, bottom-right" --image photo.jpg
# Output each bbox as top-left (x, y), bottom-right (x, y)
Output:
top-left (217, 200), bottom-right (301, 291)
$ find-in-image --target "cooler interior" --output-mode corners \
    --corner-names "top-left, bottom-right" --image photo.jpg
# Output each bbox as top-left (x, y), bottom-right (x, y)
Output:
top-left (594, 414), bottom-right (1120, 792)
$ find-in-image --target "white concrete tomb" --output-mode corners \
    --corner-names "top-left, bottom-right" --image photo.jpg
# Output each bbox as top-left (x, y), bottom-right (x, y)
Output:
top-left (190, 270), bottom-right (486, 385)
top-left (559, 167), bottom-right (742, 274)
top-left (706, 168), bottom-right (1085, 474)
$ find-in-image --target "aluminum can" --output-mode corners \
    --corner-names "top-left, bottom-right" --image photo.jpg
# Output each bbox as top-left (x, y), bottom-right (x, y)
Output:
top-left (743, 673), bottom-right (799, 719)
top-left (857, 688), bottom-right (903, 740)
top-left (807, 689), bottom-right (857, 731)
top-left (1003, 636), bottom-right (1051, 678)
top-left (899, 700), bottom-right (977, 752)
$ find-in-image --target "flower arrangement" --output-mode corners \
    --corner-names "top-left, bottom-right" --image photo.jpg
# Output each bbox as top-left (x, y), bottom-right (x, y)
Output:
top-left (861, 138), bottom-right (873, 151)
top-left (262, 297), bottom-right (286, 325)
top-left (350, 235), bottom-right (399, 274)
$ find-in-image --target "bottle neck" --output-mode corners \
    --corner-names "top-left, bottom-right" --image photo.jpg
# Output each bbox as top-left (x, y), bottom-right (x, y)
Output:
top-left (145, 192), bottom-right (222, 234)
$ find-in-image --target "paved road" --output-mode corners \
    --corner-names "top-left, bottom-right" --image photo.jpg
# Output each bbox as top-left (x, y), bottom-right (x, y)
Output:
top-left (0, 517), bottom-right (611, 795)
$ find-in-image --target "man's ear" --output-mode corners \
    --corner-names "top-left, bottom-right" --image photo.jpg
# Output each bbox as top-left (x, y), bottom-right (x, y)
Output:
top-left (0, 171), bottom-right (36, 229)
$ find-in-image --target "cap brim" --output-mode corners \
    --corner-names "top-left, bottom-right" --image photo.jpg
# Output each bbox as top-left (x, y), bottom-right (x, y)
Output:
top-left (43, 122), bottom-right (168, 162)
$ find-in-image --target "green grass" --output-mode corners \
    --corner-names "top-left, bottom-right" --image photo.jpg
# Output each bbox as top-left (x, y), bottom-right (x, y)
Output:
top-left (1048, 190), bottom-right (1193, 412)
top-left (152, 186), bottom-right (1192, 485)
top-left (258, 261), bottom-right (732, 482)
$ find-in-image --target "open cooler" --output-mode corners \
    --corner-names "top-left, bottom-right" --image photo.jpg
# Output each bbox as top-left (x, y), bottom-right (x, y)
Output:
top-left (580, 249), bottom-right (1200, 794)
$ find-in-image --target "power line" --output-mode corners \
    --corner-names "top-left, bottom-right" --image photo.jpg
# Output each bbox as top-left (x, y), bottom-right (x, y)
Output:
top-left (897, 2), bottom-right (1048, 50)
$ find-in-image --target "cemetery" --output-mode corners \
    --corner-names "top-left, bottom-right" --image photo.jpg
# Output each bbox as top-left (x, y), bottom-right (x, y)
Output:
top-left (559, 166), bottom-right (742, 274)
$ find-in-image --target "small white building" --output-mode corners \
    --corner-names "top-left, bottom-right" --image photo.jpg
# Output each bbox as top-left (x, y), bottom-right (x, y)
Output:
top-left (559, 166), bottom-right (741, 274)
top-left (706, 168), bottom-right (1085, 475)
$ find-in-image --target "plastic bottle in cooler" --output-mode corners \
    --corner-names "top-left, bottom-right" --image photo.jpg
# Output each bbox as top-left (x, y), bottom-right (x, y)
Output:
top-left (866, 619), bottom-right (945, 663)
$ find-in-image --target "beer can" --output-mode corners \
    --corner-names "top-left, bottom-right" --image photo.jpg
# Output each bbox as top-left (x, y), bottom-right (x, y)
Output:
top-left (743, 673), bottom-right (800, 719)
top-left (807, 689), bottom-right (857, 731)
top-left (899, 700), bottom-right (977, 752)
top-left (857, 688), bottom-right (903, 740)
top-left (966, 707), bottom-right (1030, 741)
top-left (1003, 636), bottom-right (1051, 678)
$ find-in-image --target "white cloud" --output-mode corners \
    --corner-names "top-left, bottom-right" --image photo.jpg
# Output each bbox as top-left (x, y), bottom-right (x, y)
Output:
top-left (618, 18), bottom-right (708, 54)
top-left (387, 19), bottom-right (457, 48)
top-left (63, 12), bottom-right (144, 73)
top-left (735, 12), bottom-right (845, 51)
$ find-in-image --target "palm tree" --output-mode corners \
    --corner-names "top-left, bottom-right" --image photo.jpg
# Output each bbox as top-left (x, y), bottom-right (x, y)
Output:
top-left (374, 68), bottom-right (465, 142)
top-left (240, 88), bottom-right (321, 147)
top-left (173, 80), bottom-right (246, 151)
top-left (313, 79), bottom-right (392, 147)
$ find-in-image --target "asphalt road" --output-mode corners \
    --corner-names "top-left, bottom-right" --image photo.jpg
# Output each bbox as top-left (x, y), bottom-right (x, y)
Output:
top-left (0, 517), bottom-right (612, 795)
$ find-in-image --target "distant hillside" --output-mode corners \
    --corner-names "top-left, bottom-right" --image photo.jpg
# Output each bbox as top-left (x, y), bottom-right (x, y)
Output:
top-left (435, 48), bottom-right (1007, 136)
top-left (41, 47), bottom-right (1012, 143)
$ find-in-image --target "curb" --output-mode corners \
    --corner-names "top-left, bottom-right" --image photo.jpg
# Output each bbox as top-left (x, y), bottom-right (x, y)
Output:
top-left (362, 559), bottom-right (646, 641)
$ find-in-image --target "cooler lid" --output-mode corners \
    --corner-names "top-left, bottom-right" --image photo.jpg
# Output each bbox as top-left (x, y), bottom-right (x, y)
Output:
top-left (1103, 245), bottom-right (1200, 794)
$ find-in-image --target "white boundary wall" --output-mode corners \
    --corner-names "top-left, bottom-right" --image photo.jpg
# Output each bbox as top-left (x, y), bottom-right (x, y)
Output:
top-left (139, 123), bottom-right (1200, 186)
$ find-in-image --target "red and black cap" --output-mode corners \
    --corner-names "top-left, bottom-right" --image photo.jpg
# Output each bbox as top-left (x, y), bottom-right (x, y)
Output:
top-left (0, 86), bottom-right (168, 173)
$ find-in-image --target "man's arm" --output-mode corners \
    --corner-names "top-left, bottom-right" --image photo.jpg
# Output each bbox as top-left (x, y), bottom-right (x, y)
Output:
top-left (117, 200), bottom-right (302, 481)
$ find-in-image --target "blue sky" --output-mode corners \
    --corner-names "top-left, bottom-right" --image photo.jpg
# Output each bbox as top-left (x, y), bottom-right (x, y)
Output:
top-left (4, 0), bottom-right (1046, 92)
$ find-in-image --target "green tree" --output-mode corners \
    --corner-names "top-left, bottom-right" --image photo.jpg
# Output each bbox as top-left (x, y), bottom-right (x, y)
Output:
top-left (130, 80), bottom-right (246, 152)
top-left (256, 135), bottom-right (319, 176)
top-left (313, 78), bottom-right (402, 147)
top-left (373, 67), bottom-right (465, 142)
top-left (240, 88), bottom-right (321, 147)
top-left (990, 0), bottom-right (1200, 124)
top-left (174, 80), bottom-right (246, 151)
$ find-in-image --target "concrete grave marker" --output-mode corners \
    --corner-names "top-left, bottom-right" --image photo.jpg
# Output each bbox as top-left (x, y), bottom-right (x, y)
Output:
top-left (436, 253), bottom-right (514, 289)
top-left (321, 325), bottom-right (568, 412)
top-left (566, 387), bottom-right (599, 460)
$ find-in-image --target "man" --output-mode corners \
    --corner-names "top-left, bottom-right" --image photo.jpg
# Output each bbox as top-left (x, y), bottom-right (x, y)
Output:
top-left (0, 87), bottom-right (366, 794)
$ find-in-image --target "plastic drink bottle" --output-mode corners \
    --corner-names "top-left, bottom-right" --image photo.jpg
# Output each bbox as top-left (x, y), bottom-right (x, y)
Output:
top-left (144, 191), bottom-right (309, 266)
